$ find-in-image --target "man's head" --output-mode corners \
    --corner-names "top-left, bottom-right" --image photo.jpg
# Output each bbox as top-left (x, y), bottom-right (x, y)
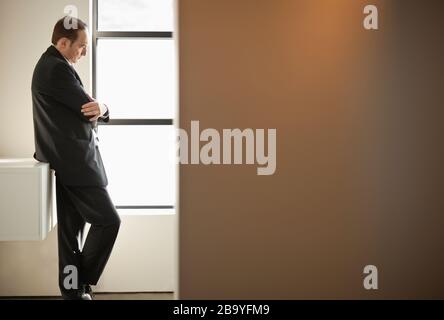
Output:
top-left (52, 16), bottom-right (89, 64)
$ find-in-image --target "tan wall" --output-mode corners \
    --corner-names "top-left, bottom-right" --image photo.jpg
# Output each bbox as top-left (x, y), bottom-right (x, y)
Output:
top-left (178, 0), bottom-right (444, 299)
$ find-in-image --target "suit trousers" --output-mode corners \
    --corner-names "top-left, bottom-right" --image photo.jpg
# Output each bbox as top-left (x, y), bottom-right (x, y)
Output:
top-left (55, 177), bottom-right (121, 296)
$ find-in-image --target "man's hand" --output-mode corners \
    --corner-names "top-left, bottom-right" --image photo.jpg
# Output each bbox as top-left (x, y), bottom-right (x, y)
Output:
top-left (81, 101), bottom-right (108, 122)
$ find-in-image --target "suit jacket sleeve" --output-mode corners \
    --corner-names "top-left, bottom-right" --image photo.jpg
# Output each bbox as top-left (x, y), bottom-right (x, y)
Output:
top-left (49, 62), bottom-right (92, 123)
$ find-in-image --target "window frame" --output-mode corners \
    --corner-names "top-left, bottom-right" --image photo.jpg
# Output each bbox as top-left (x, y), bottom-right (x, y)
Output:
top-left (92, 0), bottom-right (176, 211)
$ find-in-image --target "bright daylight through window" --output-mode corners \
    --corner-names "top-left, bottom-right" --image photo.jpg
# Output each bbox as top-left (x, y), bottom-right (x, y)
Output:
top-left (94, 0), bottom-right (177, 215)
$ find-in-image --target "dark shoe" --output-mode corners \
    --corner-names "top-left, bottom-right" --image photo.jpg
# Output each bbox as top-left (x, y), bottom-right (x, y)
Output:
top-left (61, 285), bottom-right (93, 300)
top-left (62, 292), bottom-right (91, 300)
top-left (82, 284), bottom-right (94, 299)
top-left (79, 291), bottom-right (93, 300)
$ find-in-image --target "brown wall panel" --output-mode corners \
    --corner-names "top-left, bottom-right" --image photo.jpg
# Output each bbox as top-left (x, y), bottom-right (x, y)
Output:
top-left (179, 0), bottom-right (444, 299)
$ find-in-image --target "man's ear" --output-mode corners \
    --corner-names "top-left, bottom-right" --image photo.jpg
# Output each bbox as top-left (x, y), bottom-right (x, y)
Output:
top-left (58, 37), bottom-right (71, 49)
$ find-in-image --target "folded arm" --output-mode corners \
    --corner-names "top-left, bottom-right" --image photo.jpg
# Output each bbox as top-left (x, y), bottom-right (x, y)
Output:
top-left (81, 100), bottom-right (110, 123)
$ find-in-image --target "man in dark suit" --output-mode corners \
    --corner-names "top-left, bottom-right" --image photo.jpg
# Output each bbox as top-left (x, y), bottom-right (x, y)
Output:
top-left (32, 16), bottom-right (120, 300)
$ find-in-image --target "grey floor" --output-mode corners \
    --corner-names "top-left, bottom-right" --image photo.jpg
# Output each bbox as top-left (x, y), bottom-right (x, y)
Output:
top-left (2, 292), bottom-right (175, 300)
top-left (95, 292), bottom-right (174, 300)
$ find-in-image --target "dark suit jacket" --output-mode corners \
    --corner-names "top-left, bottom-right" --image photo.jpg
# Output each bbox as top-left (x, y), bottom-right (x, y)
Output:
top-left (32, 45), bottom-right (109, 186)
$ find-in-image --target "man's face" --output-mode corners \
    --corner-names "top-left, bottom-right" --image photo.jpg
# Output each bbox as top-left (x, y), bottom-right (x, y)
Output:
top-left (63, 29), bottom-right (89, 64)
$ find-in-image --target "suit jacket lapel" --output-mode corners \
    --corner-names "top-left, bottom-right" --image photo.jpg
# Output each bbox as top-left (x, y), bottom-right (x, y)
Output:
top-left (70, 66), bottom-right (84, 87)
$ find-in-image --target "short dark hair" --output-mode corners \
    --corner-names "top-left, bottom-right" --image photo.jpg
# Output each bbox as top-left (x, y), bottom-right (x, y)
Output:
top-left (51, 16), bottom-right (88, 45)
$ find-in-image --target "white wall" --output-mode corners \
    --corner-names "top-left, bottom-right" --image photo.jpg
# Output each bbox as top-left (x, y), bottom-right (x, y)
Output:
top-left (0, 0), bottom-right (92, 158)
top-left (0, 0), bottom-right (91, 297)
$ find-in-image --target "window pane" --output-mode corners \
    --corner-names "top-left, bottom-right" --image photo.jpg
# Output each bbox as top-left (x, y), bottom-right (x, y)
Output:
top-left (98, 125), bottom-right (176, 206)
top-left (96, 38), bottom-right (176, 119)
top-left (98, 0), bottom-right (174, 31)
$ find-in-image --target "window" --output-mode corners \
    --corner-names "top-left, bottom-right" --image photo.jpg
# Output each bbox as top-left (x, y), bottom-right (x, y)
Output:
top-left (97, 0), bottom-right (174, 32)
top-left (93, 0), bottom-right (177, 215)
